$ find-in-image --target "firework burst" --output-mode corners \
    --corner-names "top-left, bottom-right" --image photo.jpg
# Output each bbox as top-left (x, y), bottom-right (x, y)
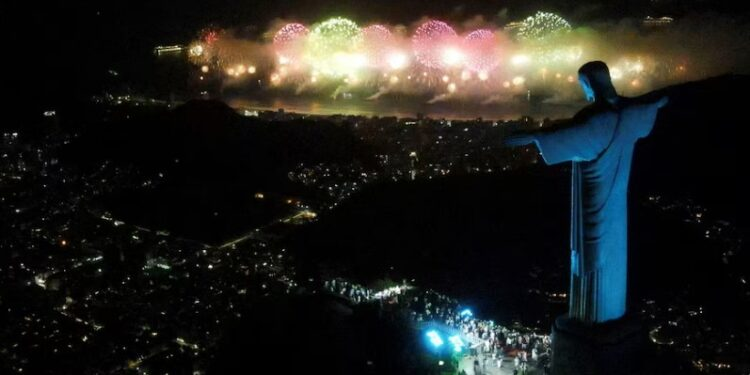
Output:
top-left (412, 20), bottom-right (460, 70)
top-left (517, 12), bottom-right (572, 41)
top-left (306, 17), bottom-right (364, 76)
top-left (362, 24), bottom-right (394, 68)
top-left (273, 23), bottom-right (309, 65)
top-left (463, 29), bottom-right (502, 73)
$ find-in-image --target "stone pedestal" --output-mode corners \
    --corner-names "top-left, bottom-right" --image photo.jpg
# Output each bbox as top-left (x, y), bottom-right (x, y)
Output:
top-left (551, 314), bottom-right (646, 375)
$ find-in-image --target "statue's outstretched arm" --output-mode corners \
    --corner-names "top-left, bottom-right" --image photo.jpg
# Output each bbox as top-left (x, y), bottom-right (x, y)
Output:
top-left (502, 133), bottom-right (538, 148)
top-left (656, 96), bottom-right (669, 108)
top-left (503, 111), bottom-right (617, 165)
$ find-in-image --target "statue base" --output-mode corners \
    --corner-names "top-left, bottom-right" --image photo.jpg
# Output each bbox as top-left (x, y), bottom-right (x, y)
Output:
top-left (551, 314), bottom-right (646, 375)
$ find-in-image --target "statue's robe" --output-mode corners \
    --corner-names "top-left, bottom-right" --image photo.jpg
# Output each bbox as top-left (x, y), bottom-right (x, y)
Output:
top-left (535, 97), bottom-right (662, 323)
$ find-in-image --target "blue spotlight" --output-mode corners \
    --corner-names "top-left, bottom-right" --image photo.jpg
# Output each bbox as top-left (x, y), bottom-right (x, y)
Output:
top-left (426, 330), bottom-right (444, 348)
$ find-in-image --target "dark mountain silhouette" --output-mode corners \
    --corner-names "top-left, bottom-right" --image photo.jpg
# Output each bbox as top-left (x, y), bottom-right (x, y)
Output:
top-left (209, 293), bottom-right (424, 375)
top-left (633, 74), bottom-right (749, 226)
top-left (63, 99), bottom-right (374, 243)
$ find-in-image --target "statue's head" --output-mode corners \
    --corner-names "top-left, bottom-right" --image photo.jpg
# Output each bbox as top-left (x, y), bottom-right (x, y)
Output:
top-left (578, 61), bottom-right (618, 103)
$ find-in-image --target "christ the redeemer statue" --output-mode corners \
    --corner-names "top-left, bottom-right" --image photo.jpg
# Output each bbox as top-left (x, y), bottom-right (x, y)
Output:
top-left (504, 61), bottom-right (668, 324)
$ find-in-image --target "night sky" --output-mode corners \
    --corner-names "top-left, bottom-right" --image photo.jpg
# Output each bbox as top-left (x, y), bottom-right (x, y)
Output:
top-left (5, 0), bottom-right (749, 109)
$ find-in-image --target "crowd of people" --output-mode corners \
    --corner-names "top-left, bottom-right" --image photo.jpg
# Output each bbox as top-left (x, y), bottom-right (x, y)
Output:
top-left (324, 278), bottom-right (552, 374)
top-left (324, 278), bottom-right (373, 303)
top-left (323, 278), bottom-right (414, 304)
top-left (459, 319), bottom-right (552, 375)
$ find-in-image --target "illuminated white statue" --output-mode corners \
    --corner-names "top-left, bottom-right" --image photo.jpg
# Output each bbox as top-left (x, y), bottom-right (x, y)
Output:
top-left (504, 61), bottom-right (668, 323)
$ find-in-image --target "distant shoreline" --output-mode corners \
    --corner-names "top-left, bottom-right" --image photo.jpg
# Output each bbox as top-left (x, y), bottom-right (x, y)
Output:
top-left (226, 94), bottom-right (583, 121)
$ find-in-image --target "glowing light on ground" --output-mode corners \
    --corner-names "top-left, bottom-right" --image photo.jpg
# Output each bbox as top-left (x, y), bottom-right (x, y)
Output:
top-left (386, 52), bottom-right (408, 70)
top-left (511, 54), bottom-right (531, 66)
top-left (441, 47), bottom-right (466, 67)
top-left (426, 330), bottom-right (444, 347)
top-left (189, 44), bottom-right (204, 56)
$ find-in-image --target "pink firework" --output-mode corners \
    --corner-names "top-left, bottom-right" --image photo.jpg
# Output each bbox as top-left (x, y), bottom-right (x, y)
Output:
top-left (201, 29), bottom-right (220, 46)
top-left (463, 29), bottom-right (501, 73)
top-left (412, 20), bottom-right (460, 70)
top-left (273, 23), bottom-right (309, 64)
top-left (362, 24), bottom-right (394, 67)
top-left (362, 24), bottom-right (392, 41)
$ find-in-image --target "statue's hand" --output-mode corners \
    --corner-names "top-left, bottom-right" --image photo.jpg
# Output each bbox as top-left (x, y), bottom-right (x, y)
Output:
top-left (656, 96), bottom-right (669, 109)
top-left (502, 133), bottom-right (536, 148)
